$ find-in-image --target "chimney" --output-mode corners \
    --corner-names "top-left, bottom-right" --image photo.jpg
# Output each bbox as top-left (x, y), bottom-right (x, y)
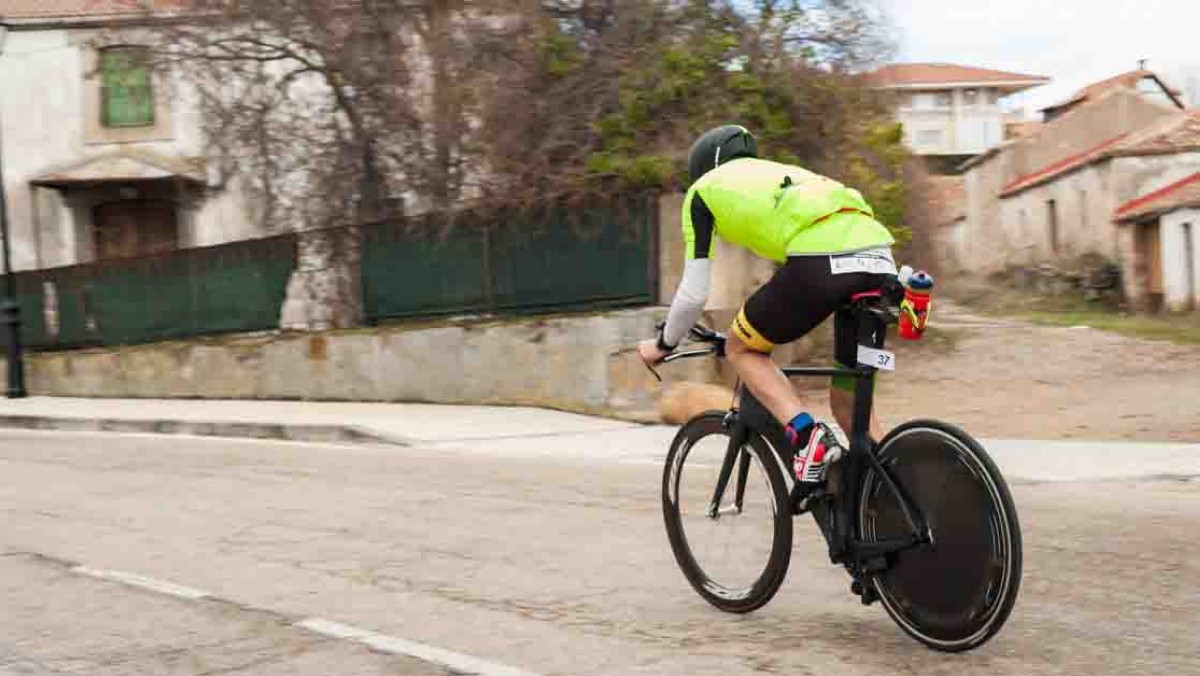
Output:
top-left (1138, 59), bottom-right (1147, 71)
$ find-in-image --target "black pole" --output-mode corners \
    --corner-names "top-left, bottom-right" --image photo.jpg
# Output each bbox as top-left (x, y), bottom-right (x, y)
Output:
top-left (0, 95), bottom-right (27, 398)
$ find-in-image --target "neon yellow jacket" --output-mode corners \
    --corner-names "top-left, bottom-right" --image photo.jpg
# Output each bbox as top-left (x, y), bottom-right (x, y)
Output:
top-left (682, 158), bottom-right (895, 261)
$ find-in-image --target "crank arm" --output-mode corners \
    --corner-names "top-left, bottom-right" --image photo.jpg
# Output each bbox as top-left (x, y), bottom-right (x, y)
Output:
top-left (846, 534), bottom-right (925, 562)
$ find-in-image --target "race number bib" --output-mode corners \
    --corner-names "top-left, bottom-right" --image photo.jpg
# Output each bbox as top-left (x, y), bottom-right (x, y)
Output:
top-left (829, 249), bottom-right (898, 276)
top-left (857, 345), bottom-right (896, 371)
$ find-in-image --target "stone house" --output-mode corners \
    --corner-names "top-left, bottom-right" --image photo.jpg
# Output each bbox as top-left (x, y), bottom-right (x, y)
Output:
top-left (1113, 172), bottom-right (1200, 311)
top-left (956, 68), bottom-right (1200, 310)
top-left (868, 62), bottom-right (1049, 163)
top-left (0, 0), bottom-right (260, 272)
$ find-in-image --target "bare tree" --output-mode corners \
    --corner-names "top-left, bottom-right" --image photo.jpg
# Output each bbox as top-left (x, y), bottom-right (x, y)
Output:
top-left (141, 0), bottom-right (894, 222)
top-left (135, 1), bottom-right (503, 326)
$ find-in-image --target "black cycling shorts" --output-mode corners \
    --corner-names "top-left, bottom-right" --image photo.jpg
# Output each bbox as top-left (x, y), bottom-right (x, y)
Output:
top-left (732, 254), bottom-right (893, 367)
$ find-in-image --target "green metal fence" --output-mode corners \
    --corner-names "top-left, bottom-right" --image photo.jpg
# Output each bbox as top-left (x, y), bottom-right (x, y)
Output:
top-left (10, 194), bottom-right (658, 350)
top-left (15, 234), bottom-right (296, 349)
top-left (361, 194), bottom-right (658, 322)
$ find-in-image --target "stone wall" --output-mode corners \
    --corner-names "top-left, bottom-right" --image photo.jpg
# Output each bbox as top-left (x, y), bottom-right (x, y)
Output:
top-left (2, 309), bottom-right (735, 422)
top-left (962, 148), bottom-right (1017, 272)
top-left (3, 191), bottom-right (841, 416)
top-left (995, 162), bottom-right (1118, 266)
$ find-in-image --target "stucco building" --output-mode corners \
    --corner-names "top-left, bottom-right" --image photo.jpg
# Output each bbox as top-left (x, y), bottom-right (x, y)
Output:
top-left (869, 62), bottom-right (1050, 161)
top-left (0, 0), bottom-right (259, 272)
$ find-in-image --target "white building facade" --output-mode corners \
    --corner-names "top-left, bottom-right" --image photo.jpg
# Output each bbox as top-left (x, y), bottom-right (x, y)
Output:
top-left (0, 5), bottom-right (258, 272)
top-left (870, 63), bottom-right (1049, 157)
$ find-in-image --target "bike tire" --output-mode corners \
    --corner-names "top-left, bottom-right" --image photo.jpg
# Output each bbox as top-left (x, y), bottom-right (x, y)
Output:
top-left (857, 420), bottom-right (1022, 652)
top-left (662, 412), bottom-right (793, 614)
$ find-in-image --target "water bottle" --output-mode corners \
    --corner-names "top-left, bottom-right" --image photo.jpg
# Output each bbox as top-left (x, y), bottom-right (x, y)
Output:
top-left (898, 268), bottom-right (934, 341)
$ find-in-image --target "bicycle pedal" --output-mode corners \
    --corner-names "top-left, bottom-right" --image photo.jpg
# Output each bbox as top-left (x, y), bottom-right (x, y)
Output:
top-left (851, 579), bottom-right (879, 606)
top-left (860, 585), bottom-right (879, 606)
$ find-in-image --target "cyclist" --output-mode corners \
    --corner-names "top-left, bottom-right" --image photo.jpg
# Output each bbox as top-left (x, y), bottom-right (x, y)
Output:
top-left (638, 124), bottom-right (897, 495)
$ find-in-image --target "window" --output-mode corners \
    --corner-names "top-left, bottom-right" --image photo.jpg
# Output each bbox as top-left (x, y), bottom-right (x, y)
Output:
top-left (913, 93), bottom-right (935, 110)
top-left (988, 120), bottom-right (1002, 147)
top-left (916, 129), bottom-right (943, 148)
top-left (935, 92), bottom-right (953, 107)
top-left (100, 47), bottom-right (154, 128)
top-left (963, 89), bottom-right (979, 105)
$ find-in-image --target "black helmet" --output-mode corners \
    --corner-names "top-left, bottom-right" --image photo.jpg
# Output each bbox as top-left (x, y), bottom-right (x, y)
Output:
top-left (688, 125), bottom-right (758, 182)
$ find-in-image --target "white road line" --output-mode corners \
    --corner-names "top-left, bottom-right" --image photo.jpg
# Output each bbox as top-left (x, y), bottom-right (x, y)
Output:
top-left (297, 618), bottom-right (541, 676)
top-left (70, 567), bottom-right (211, 601)
top-left (63, 564), bottom-right (540, 675)
top-left (0, 641), bottom-right (63, 676)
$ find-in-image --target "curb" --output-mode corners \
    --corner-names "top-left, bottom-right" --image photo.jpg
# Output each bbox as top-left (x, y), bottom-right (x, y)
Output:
top-left (0, 415), bottom-right (408, 447)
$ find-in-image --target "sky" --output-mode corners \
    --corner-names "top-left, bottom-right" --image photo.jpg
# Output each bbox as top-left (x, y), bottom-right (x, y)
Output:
top-left (883, 0), bottom-right (1200, 116)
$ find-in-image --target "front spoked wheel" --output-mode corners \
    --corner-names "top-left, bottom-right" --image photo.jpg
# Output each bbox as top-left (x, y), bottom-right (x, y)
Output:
top-left (858, 420), bottom-right (1022, 652)
top-left (662, 412), bottom-right (793, 613)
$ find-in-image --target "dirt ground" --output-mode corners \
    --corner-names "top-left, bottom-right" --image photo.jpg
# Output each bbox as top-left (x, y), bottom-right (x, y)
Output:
top-left (667, 299), bottom-right (1200, 442)
top-left (848, 300), bottom-right (1200, 442)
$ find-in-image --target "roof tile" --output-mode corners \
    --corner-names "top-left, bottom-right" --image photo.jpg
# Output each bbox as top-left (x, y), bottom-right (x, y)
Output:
top-left (1114, 172), bottom-right (1200, 222)
top-left (1043, 69), bottom-right (1184, 113)
top-left (868, 62), bottom-right (1049, 88)
top-left (999, 134), bottom-right (1131, 197)
top-left (998, 111), bottom-right (1200, 197)
top-left (1112, 111), bottom-right (1200, 156)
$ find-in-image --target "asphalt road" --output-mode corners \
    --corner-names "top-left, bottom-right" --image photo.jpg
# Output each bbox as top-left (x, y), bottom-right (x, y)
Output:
top-left (1, 429), bottom-right (1197, 675)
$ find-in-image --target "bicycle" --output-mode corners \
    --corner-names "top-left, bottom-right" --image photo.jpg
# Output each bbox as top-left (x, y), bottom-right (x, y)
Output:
top-left (656, 276), bottom-right (1022, 652)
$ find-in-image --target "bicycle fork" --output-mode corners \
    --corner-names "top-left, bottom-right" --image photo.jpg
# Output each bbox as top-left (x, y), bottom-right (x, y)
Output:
top-left (706, 422), bottom-right (751, 520)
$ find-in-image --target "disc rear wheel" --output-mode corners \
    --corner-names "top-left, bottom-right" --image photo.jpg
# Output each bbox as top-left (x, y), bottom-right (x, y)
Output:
top-left (858, 420), bottom-right (1022, 652)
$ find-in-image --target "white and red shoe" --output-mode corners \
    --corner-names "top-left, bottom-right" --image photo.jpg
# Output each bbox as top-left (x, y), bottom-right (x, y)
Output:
top-left (792, 423), bottom-right (843, 486)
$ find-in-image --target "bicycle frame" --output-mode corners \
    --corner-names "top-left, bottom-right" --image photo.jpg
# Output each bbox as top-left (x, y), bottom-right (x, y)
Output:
top-left (705, 305), bottom-right (932, 569)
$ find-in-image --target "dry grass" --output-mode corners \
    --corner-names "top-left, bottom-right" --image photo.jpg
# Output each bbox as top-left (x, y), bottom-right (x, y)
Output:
top-left (943, 274), bottom-right (1200, 345)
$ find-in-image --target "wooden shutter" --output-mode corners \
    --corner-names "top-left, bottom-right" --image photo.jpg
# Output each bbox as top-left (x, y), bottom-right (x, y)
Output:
top-left (101, 48), bottom-right (155, 128)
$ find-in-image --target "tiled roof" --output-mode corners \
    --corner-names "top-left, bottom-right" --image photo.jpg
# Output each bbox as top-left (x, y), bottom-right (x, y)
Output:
top-left (999, 133), bottom-right (1131, 197)
top-left (868, 63), bottom-right (1049, 89)
top-left (1111, 111), bottom-right (1200, 156)
top-left (999, 111), bottom-right (1200, 197)
top-left (1114, 172), bottom-right (1200, 223)
top-left (1042, 69), bottom-right (1184, 113)
top-left (0, 0), bottom-right (184, 20)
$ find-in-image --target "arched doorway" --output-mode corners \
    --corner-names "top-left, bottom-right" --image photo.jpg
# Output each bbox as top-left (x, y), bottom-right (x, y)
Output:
top-left (93, 200), bottom-right (179, 260)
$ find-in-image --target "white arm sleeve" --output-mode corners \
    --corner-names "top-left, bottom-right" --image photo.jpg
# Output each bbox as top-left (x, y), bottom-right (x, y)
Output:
top-left (661, 258), bottom-right (713, 348)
